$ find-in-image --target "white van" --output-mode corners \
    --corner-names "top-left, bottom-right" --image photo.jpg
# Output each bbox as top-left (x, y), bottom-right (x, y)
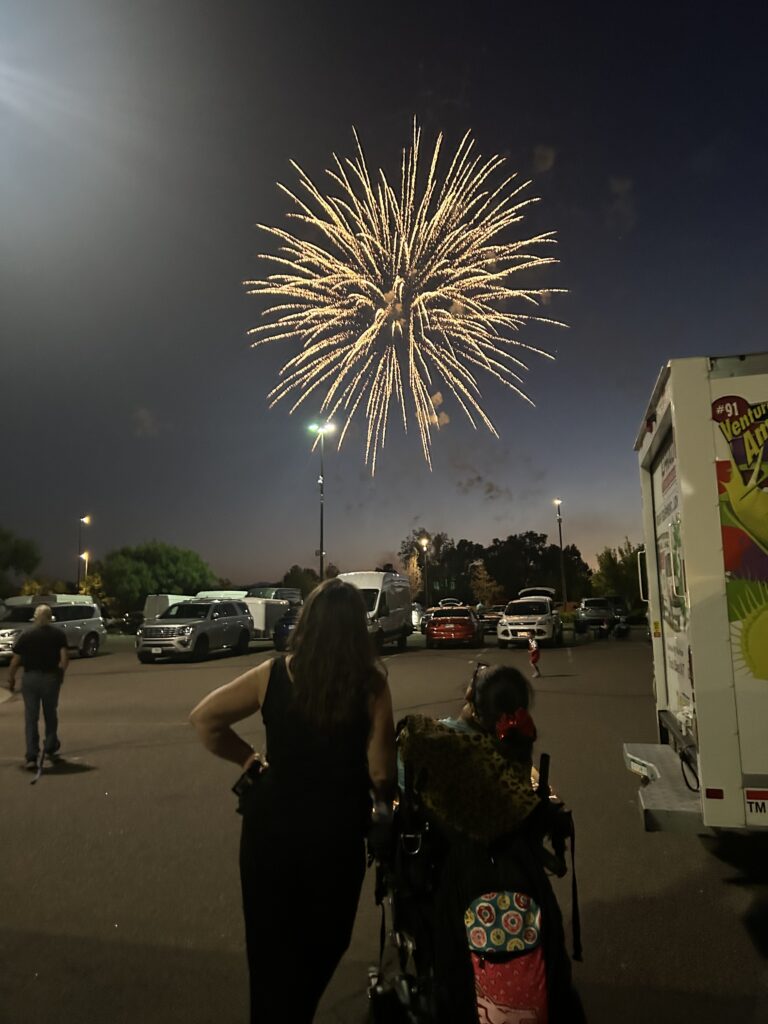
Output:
top-left (336, 571), bottom-right (413, 650)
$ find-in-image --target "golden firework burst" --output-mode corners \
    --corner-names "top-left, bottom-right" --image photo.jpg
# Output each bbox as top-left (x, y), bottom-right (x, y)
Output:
top-left (246, 122), bottom-right (566, 471)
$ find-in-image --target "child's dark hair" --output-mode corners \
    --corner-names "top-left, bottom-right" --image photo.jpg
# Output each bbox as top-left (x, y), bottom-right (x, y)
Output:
top-left (471, 664), bottom-right (537, 762)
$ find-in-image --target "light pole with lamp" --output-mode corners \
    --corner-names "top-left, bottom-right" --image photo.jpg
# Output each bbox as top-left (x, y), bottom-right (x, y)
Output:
top-left (553, 499), bottom-right (567, 606)
top-left (419, 535), bottom-right (430, 606)
top-left (76, 514), bottom-right (91, 591)
top-left (80, 550), bottom-right (90, 591)
top-left (308, 423), bottom-right (335, 582)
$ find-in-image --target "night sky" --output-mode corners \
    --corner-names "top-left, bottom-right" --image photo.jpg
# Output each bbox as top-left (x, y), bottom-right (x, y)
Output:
top-left (3, 1), bottom-right (767, 585)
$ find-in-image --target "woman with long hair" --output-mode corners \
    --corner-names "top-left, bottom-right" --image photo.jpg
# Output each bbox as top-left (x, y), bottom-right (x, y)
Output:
top-left (190, 579), bottom-right (396, 1023)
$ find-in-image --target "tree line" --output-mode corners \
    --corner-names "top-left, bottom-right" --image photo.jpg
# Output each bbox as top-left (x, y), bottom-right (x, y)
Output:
top-left (399, 529), bottom-right (645, 608)
top-left (0, 524), bottom-right (644, 614)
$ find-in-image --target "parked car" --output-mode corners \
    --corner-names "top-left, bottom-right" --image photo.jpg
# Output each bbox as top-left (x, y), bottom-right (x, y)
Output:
top-left (411, 602), bottom-right (425, 629)
top-left (420, 606), bottom-right (437, 634)
top-left (438, 597), bottom-right (463, 607)
top-left (497, 598), bottom-right (562, 648)
top-left (0, 601), bottom-right (107, 661)
top-left (136, 599), bottom-right (253, 663)
top-left (107, 610), bottom-right (144, 635)
top-left (517, 586), bottom-right (558, 602)
top-left (481, 604), bottom-right (507, 634)
top-left (574, 597), bottom-right (616, 636)
top-left (425, 606), bottom-right (484, 649)
top-left (603, 595), bottom-right (629, 618)
top-left (246, 585), bottom-right (303, 605)
top-left (273, 606), bottom-right (301, 652)
top-left (196, 590), bottom-right (289, 640)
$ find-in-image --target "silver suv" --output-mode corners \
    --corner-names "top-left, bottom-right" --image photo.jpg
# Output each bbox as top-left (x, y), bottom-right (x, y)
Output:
top-left (574, 598), bottom-right (616, 635)
top-left (0, 602), bottom-right (107, 661)
top-left (136, 599), bottom-right (253, 663)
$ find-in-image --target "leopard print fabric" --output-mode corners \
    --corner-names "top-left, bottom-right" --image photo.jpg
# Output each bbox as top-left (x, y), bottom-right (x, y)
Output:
top-left (398, 714), bottom-right (539, 844)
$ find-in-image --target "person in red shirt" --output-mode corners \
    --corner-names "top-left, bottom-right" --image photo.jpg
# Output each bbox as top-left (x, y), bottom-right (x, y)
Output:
top-left (528, 634), bottom-right (541, 678)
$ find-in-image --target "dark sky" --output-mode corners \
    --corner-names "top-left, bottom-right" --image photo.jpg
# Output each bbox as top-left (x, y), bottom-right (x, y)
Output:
top-left (2, 1), bottom-right (767, 585)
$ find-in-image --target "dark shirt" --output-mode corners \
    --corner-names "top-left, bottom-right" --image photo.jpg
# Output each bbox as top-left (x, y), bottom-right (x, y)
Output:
top-left (13, 624), bottom-right (67, 672)
top-left (248, 657), bottom-right (372, 840)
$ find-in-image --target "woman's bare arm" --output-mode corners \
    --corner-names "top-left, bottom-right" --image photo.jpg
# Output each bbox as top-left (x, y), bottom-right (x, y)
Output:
top-left (189, 659), bottom-right (272, 768)
top-left (367, 680), bottom-right (397, 803)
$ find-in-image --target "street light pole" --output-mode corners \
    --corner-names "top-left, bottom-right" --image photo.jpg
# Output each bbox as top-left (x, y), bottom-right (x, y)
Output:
top-left (419, 536), bottom-right (430, 606)
top-left (309, 423), bottom-right (335, 582)
top-left (76, 514), bottom-right (91, 591)
top-left (319, 430), bottom-right (325, 582)
top-left (554, 499), bottom-right (567, 606)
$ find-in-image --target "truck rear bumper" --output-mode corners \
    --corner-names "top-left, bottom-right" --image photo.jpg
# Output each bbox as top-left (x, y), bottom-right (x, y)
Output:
top-left (623, 742), bottom-right (703, 833)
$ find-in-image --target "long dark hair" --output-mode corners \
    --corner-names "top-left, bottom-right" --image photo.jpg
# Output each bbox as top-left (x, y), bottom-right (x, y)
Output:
top-left (470, 664), bottom-right (536, 763)
top-left (288, 578), bottom-right (385, 729)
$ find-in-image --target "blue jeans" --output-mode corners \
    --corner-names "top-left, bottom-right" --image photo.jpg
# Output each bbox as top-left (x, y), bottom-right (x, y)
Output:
top-left (21, 670), bottom-right (62, 761)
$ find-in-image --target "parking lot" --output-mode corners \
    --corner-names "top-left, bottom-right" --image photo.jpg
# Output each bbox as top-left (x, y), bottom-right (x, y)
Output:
top-left (2, 631), bottom-right (767, 1023)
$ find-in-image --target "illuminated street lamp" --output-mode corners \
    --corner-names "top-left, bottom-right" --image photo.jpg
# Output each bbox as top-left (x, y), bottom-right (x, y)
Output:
top-left (419, 535), bottom-right (430, 606)
top-left (553, 499), bottom-right (567, 606)
top-left (76, 514), bottom-right (91, 590)
top-left (80, 550), bottom-right (90, 589)
top-left (308, 423), bottom-right (336, 581)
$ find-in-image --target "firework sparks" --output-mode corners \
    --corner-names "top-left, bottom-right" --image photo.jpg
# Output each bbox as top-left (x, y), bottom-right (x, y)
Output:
top-left (246, 122), bottom-right (565, 471)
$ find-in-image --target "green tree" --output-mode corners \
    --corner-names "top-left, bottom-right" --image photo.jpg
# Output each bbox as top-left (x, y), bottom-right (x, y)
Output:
top-left (443, 538), bottom-right (486, 599)
top-left (0, 527), bottom-right (41, 598)
top-left (20, 577), bottom-right (71, 597)
top-left (591, 538), bottom-right (643, 606)
top-left (282, 565), bottom-right (321, 597)
top-left (469, 561), bottom-right (504, 606)
top-left (483, 532), bottom-right (549, 598)
top-left (99, 541), bottom-right (217, 614)
top-left (401, 551), bottom-right (423, 601)
top-left (398, 528), bottom-right (455, 601)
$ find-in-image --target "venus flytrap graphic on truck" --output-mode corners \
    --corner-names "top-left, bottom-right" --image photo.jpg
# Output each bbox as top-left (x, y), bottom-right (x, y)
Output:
top-left (713, 397), bottom-right (768, 683)
top-left (624, 354), bottom-right (768, 833)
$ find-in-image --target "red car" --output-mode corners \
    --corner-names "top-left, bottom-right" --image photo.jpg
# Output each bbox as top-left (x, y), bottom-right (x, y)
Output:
top-left (425, 607), bottom-right (484, 649)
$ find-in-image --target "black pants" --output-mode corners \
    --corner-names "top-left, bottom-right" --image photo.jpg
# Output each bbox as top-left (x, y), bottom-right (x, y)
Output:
top-left (240, 822), bottom-right (366, 1023)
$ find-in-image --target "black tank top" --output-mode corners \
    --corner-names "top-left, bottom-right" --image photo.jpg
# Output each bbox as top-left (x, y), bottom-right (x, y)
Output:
top-left (255, 657), bottom-right (372, 840)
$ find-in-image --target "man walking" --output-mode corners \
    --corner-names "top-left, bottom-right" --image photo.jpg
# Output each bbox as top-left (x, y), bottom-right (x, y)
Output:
top-left (8, 605), bottom-right (68, 769)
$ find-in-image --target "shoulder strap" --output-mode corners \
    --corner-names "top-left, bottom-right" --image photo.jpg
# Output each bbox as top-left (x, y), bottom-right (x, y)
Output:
top-left (261, 656), bottom-right (288, 720)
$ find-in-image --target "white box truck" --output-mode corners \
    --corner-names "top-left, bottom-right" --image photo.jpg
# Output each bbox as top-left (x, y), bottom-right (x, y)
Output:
top-left (336, 571), bottom-right (412, 650)
top-left (624, 353), bottom-right (768, 832)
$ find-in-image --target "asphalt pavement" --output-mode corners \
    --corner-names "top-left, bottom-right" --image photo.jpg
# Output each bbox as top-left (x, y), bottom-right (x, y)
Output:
top-left (1, 631), bottom-right (767, 1023)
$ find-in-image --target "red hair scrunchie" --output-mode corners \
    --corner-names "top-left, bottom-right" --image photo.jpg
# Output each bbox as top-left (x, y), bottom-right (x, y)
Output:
top-left (495, 709), bottom-right (535, 741)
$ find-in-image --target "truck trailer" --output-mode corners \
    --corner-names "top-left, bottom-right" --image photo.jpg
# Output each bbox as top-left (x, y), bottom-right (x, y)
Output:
top-left (624, 353), bottom-right (768, 832)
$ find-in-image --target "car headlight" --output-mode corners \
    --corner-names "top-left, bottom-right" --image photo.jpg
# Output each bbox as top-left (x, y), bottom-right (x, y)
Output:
top-left (177, 625), bottom-right (195, 635)
top-left (0, 628), bottom-right (21, 639)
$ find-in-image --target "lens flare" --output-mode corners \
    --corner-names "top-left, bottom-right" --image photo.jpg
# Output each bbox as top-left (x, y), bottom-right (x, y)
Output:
top-left (246, 123), bottom-right (565, 472)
